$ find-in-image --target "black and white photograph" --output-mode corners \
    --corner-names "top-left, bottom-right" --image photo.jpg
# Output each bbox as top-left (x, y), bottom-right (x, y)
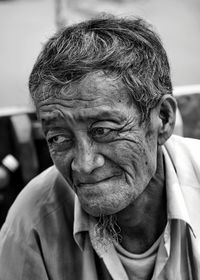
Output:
top-left (0, 0), bottom-right (200, 279)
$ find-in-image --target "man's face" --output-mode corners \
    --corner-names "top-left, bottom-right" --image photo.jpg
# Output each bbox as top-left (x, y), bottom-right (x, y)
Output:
top-left (38, 72), bottom-right (159, 217)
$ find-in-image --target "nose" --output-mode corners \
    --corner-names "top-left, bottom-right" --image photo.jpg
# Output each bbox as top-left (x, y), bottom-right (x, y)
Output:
top-left (71, 138), bottom-right (105, 175)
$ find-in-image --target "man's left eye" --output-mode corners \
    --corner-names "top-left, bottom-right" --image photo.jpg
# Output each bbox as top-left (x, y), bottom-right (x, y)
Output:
top-left (90, 127), bottom-right (115, 141)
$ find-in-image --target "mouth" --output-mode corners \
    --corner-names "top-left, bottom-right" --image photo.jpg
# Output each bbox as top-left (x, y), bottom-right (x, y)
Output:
top-left (76, 174), bottom-right (121, 188)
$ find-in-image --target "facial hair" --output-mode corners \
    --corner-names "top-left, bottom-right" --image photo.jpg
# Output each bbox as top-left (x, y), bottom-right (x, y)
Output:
top-left (90, 214), bottom-right (122, 253)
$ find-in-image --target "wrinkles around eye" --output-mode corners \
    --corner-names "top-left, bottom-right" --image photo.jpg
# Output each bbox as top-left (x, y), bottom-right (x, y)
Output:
top-left (47, 134), bottom-right (73, 152)
top-left (49, 135), bottom-right (69, 144)
top-left (90, 127), bottom-right (111, 137)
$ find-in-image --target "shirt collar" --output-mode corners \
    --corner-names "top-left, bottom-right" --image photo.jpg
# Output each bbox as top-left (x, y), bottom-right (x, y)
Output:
top-left (162, 138), bottom-right (196, 237)
top-left (73, 195), bottom-right (90, 250)
top-left (163, 145), bottom-right (192, 223)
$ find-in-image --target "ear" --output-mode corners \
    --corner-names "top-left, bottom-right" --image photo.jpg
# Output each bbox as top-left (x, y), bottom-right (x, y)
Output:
top-left (156, 94), bottom-right (177, 145)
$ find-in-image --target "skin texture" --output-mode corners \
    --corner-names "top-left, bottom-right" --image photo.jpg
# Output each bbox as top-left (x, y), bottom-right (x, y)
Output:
top-left (37, 71), bottom-right (176, 253)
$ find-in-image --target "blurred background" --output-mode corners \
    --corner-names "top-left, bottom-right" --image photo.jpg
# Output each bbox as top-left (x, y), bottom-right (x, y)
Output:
top-left (0, 0), bottom-right (200, 226)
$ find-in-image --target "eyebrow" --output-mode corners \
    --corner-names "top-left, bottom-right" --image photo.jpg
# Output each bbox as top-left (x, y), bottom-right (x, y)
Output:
top-left (77, 109), bottom-right (126, 123)
top-left (40, 108), bottom-right (126, 126)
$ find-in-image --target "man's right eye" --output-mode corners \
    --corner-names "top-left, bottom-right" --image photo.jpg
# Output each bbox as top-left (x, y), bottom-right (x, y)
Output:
top-left (47, 135), bottom-right (73, 149)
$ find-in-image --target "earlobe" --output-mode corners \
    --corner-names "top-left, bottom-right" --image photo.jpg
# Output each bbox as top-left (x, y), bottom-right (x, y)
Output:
top-left (157, 95), bottom-right (177, 145)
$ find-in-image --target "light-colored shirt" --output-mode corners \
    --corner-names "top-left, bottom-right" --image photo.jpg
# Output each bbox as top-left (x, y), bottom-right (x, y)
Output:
top-left (114, 234), bottom-right (162, 279)
top-left (0, 135), bottom-right (200, 279)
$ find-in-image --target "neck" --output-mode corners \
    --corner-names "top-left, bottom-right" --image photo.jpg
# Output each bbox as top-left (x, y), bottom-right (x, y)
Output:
top-left (116, 147), bottom-right (167, 254)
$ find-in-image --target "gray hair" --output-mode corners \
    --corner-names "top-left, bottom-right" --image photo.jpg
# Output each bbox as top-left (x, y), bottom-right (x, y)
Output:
top-left (29, 14), bottom-right (172, 122)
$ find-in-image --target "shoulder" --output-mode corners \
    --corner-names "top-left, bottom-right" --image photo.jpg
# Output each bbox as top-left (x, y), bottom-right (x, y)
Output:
top-left (165, 136), bottom-right (200, 241)
top-left (164, 135), bottom-right (200, 188)
top-left (1, 165), bottom-right (75, 239)
top-left (0, 167), bottom-right (78, 279)
top-left (166, 134), bottom-right (200, 148)
top-left (165, 135), bottom-right (200, 164)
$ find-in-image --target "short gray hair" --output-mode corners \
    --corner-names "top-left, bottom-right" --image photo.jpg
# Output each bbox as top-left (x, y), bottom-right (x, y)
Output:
top-left (29, 14), bottom-right (172, 122)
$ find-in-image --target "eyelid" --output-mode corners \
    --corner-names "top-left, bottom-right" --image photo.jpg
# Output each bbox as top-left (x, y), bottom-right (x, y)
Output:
top-left (46, 127), bottom-right (71, 136)
top-left (47, 134), bottom-right (69, 142)
top-left (91, 121), bottom-right (121, 129)
top-left (46, 134), bottom-right (74, 152)
top-left (46, 130), bottom-right (73, 144)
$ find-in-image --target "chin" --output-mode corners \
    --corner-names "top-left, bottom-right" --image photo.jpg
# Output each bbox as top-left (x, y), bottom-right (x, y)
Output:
top-left (76, 180), bottom-right (136, 217)
top-left (80, 199), bottom-right (129, 217)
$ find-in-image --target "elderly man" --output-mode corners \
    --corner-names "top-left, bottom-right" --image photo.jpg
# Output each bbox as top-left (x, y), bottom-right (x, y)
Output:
top-left (0, 15), bottom-right (200, 280)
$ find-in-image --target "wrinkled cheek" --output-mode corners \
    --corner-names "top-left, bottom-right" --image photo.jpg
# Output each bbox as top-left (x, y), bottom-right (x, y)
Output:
top-left (111, 142), bottom-right (141, 174)
top-left (50, 151), bottom-right (73, 186)
top-left (117, 143), bottom-right (155, 189)
top-left (48, 150), bottom-right (61, 168)
top-left (108, 141), bottom-right (136, 165)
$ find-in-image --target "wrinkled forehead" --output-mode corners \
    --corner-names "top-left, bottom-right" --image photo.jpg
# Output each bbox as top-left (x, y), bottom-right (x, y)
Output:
top-left (35, 71), bottom-right (132, 108)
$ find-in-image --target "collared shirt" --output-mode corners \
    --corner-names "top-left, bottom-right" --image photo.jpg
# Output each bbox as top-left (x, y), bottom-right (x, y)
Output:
top-left (0, 135), bottom-right (200, 279)
top-left (114, 234), bottom-right (162, 279)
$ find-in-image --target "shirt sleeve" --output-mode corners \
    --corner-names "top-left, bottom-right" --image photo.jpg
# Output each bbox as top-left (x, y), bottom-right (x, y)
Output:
top-left (0, 225), bottom-right (49, 280)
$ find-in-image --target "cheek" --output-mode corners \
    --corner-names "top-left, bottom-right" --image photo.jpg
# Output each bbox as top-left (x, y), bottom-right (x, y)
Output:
top-left (107, 140), bottom-right (146, 172)
top-left (110, 138), bottom-right (157, 188)
top-left (49, 150), bottom-right (73, 184)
